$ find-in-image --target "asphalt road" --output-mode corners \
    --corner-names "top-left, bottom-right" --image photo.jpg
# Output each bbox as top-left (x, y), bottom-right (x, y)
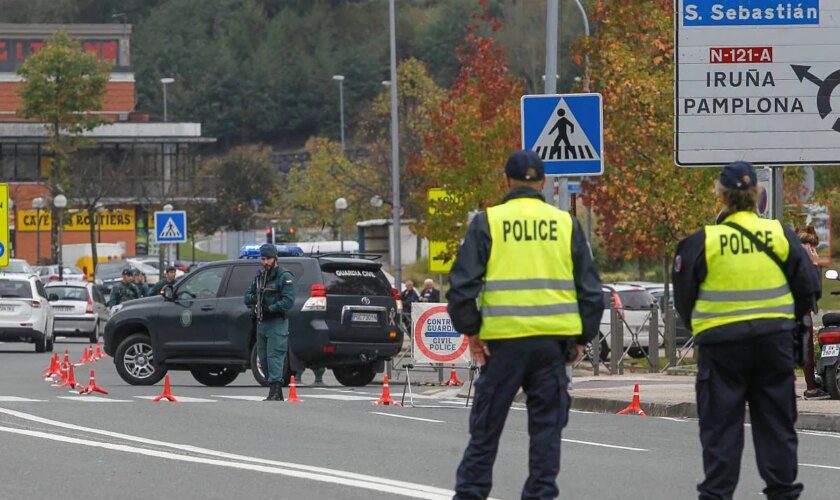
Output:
top-left (1, 339), bottom-right (839, 500)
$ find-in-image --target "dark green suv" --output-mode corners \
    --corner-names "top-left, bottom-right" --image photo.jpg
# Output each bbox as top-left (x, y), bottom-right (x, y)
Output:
top-left (103, 255), bottom-right (404, 387)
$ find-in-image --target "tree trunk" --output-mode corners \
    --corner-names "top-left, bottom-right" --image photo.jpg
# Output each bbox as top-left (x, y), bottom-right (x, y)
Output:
top-left (88, 206), bottom-right (98, 280)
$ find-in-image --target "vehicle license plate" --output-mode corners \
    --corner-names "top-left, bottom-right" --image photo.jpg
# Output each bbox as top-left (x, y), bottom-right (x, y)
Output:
top-left (352, 312), bottom-right (378, 323)
top-left (822, 344), bottom-right (840, 358)
top-left (55, 306), bottom-right (74, 313)
top-left (0, 305), bottom-right (15, 313)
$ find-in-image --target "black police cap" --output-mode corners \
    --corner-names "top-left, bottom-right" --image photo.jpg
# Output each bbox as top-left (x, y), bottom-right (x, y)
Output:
top-left (165, 266), bottom-right (177, 273)
top-left (720, 161), bottom-right (757, 190)
top-left (121, 268), bottom-right (133, 276)
top-left (504, 150), bottom-right (545, 181)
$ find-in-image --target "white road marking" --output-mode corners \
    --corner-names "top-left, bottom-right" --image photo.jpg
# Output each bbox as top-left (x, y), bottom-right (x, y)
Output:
top-left (0, 407), bottom-right (461, 499)
top-left (562, 439), bottom-right (649, 452)
top-left (58, 396), bottom-right (133, 403)
top-left (134, 395), bottom-right (217, 403)
top-left (302, 394), bottom-right (375, 402)
top-left (0, 397), bottom-right (45, 402)
top-left (801, 463), bottom-right (840, 471)
top-left (657, 417), bottom-right (688, 423)
top-left (0, 425), bottom-right (452, 499)
top-left (798, 430), bottom-right (840, 439)
top-left (212, 395), bottom-right (266, 402)
top-left (371, 412), bottom-right (444, 423)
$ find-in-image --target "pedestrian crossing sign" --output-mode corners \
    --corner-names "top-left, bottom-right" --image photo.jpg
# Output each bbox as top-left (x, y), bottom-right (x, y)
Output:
top-left (154, 210), bottom-right (187, 243)
top-left (521, 93), bottom-right (604, 176)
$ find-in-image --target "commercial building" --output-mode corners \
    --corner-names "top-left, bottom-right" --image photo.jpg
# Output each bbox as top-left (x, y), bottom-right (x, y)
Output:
top-left (0, 23), bottom-right (213, 272)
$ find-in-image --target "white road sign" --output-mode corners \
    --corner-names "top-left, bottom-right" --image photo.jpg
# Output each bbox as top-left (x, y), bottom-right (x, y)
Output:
top-left (676, 0), bottom-right (840, 166)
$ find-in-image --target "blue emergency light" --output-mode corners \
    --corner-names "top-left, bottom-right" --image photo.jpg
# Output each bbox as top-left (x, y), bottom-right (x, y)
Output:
top-left (239, 243), bottom-right (304, 259)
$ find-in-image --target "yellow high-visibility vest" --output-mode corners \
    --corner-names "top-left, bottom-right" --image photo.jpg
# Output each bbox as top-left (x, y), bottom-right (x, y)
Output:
top-left (692, 211), bottom-right (794, 335)
top-left (479, 197), bottom-right (581, 340)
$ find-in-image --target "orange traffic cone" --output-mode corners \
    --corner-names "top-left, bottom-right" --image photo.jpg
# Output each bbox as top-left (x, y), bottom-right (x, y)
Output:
top-left (373, 375), bottom-right (400, 406)
top-left (81, 369), bottom-right (108, 395)
top-left (52, 363), bottom-right (68, 387)
top-left (59, 364), bottom-right (78, 390)
top-left (93, 343), bottom-right (104, 360)
top-left (62, 349), bottom-right (71, 369)
top-left (88, 344), bottom-right (97, 363)
top-left (75, 347), bottom-right (91, 366)
top-left (43, 354), bottom-right (60, 379)
top-left (442, 365), bottom-right (464, 386)
top-left (287, 376), bottom-right (301, 403)
top-left (617, 384), bottom-right (646, 416)
top-left (152, 374), bottom-right (177, 402)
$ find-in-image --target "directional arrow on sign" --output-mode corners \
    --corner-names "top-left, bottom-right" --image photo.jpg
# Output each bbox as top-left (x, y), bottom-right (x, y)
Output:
top-left (792, 65), bottom-right (840, 133)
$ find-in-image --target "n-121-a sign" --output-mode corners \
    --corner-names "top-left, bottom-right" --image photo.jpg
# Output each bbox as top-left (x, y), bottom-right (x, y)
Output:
top-left (675, 0), bottom-right (840, 166)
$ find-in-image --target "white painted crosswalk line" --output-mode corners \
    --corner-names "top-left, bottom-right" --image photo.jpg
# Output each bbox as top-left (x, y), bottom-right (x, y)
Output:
top-left (58, 396), bottom-right (133, 403)
top-left (134, 395), bottom-right (217, 403)
top-left (0, 396), bottom-right (46, 402)
top-left (213, 395), bottom-right (266, 402)
top-left (301, 394), bottom-right (376, 402)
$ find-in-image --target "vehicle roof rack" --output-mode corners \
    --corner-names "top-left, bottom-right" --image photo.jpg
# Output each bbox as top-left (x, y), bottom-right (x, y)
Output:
top-left (311, 252), bottom-right (382, 261)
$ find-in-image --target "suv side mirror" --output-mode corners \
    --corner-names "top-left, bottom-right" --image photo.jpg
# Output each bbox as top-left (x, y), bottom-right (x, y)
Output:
top-left (48, 293), bottom-right (59, 302)
top-left (163, 284), bottom-right (175, 300)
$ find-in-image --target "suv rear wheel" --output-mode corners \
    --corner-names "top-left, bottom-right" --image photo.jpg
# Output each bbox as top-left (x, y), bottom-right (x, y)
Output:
top-left (333, 364), bottom-right (376, 387)
top-left (34, 333), bottom-right (48, 353)
top-left (190, 367), bottom-right (240, 387)
top-left (115, 333), bottom-right (166, 385)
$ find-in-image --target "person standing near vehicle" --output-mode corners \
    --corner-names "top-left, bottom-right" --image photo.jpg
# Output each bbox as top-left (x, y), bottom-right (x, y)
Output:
top-left (401, 280), bottom-right (420, 308)
top-left (447, 150), bottom-right (603, 499)
top-left (244, 244), bottom-right (296, 401)
top-left (797, 226), bottom-right (831, 400)
top-left (673, 161), bottom-right (821, 500)
top-left (108, 269), bottom-right (139, 307)
top-left (150, 266), bottom-right (178, 296)
top-left (133, 270), bottom-right (149, 298)
top-left (419, 278), bottom-right (440, 303)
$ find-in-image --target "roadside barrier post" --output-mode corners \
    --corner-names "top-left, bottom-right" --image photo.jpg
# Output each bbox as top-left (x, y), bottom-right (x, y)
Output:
top-left (665, 306), bottom-right (677, 368)
top-left (592, 333), bottom-right (600, 376)
top-left (610, 307), bottom-right (623, 374)
top-left (648, 306), bottom-right (659, 373)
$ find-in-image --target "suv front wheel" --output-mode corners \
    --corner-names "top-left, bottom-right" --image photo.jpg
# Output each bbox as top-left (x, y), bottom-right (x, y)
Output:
top-left (333, 364), bottom-right (376, 387)
top-left (115, 333), bottom-right (166, 385)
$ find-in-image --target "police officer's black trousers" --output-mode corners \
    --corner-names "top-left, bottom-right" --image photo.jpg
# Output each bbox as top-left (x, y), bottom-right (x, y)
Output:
top-left (696, 332), bottom-right (802, 500)
top-left (454, 338), bottom-right (570, 500)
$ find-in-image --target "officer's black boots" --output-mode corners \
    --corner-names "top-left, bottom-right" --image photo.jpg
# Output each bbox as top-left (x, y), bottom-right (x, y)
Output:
top-left (264, 382), bottom-right (284, 401)
top-left (264, 383), bottom-right (279, 401)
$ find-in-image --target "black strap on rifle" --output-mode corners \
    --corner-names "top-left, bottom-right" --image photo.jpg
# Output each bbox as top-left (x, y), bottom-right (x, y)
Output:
top-left (722, 221), bottom-right (787, 276)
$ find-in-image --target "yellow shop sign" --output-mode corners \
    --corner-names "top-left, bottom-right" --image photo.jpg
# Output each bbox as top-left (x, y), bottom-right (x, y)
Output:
top-left (17, 208), bottom-right (135, 232)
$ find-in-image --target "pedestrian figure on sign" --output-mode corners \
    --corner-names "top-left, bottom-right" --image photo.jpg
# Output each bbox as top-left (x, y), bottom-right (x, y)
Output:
top-left (549, 108), bottom-right (574, 147)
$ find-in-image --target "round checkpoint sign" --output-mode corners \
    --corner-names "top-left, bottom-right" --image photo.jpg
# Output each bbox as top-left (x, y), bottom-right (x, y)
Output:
top-left (414, 305), bottom-right (469, 364)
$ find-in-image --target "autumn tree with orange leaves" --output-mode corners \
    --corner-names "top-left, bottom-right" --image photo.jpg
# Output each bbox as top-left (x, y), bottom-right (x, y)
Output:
top-left (413, 1), bottom-right (523, 258)
top-left (575, 0), bottom-right (718, 277)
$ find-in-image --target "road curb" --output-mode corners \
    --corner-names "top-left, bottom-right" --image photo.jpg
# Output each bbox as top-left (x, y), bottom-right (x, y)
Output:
top-left (569, 395), bottom-right (840, 433)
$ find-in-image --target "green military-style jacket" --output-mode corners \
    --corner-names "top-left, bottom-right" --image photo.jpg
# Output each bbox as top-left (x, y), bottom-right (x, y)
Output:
top-left (244, 266), bottom-right (296, 327)
top-left (108, 281), bottom-right (139, 307)
top-left (150, 278), bottom-right (176, 296)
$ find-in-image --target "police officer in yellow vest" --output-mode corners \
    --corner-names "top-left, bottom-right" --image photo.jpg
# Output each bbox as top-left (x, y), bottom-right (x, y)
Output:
top-left (673, 161), bottom-right (820, 500)
top-left (447, 150), bottom-right (604, 499)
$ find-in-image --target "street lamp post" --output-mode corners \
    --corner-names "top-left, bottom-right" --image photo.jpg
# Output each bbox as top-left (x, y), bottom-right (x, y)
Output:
top-left (335, 197), bottom-right (348, 252)
top-left (332, 75), bottom-right (346, 151)
top-left (95, 202), bottom-right (105, 243)
top-left (388, 0), bottom-right (402, 290)
top-left (32, 197), bottom-right (45, 265)
top-left (53, 195), bottom-right (67, 280)
top-left (160, 77), bottom-right (174, 122)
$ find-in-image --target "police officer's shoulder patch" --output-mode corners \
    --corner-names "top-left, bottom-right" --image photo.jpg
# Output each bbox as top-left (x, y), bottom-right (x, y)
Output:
top-left (674, 254), bottom-right (683, 273)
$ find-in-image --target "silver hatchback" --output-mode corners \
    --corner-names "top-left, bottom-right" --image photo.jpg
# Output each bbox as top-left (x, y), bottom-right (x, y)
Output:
top-left (45, 281), bottom-right (110, 343)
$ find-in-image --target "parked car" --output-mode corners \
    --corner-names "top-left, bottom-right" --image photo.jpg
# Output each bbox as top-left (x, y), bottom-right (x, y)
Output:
top-left (44, 281), bottom-right (111, 343)
top-left (37, 265), bottom-right (86, 284)
top-left (3, 259), bottom-right (37, 277)
top-left (127, 258), bottom-right (185, 279)
top-left (592, 284), bottom-right (663, 361)
top-left (0, 274), bottom-right (54, 352)
top-left (103, 254), bottom-right (404, 387)
top-left (616, 281), bottom-right (692, 346)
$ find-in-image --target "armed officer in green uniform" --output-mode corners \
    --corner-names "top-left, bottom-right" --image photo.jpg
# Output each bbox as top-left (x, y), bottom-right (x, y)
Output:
top-left (108, 269), bottom-right (139, 307)
top-left (133, 269), bottom-right (150, 298)
top-left (150, 266), bottom-right (178, 296)
top-left (244, 244), bottom-right (296, 401)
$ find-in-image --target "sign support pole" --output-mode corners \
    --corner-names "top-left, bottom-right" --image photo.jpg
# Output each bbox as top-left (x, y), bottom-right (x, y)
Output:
top-left (543, 0), bottom-right (562, 208)
top-left (772, 166), bottom-right (784, 223)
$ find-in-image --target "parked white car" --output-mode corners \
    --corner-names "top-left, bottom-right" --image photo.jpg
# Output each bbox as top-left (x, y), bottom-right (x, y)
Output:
top-left (45, 281), bottom-right (111, 343)
top-left (37, 265), bottom-right (86, 284)
top-left (4, 259), bottom-right (37, 277)
top-left (0, 274), bottom-right (54, 352)
top-left (595, 284), bottom-right (663, 360)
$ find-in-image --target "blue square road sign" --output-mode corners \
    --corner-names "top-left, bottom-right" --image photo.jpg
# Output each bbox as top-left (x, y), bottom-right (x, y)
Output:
top-left (521, 93), bottom-right (604, 176)
top-left (155, 211), bottom-right (187, 244)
